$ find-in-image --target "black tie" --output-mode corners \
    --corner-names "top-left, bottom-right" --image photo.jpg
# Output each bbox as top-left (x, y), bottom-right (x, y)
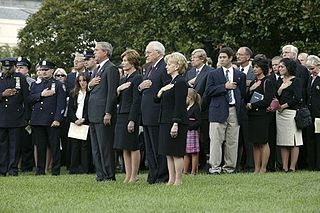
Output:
top-left (241, 68), bottom-right (244, 72)
top-left (226, 70), bottom-right (232, 103)
top-left (196, 69), bottom-right (200, 77)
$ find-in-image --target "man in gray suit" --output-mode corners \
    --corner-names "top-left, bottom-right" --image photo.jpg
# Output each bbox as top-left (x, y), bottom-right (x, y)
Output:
top-left (88, 41), bottom-right (120, 181)
top-left (236, 46), bottom-right (255, 172)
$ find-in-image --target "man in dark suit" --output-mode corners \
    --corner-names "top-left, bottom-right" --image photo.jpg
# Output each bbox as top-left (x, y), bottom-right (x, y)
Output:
top-left (0, 59), bottom-right (29, 176)
top-left (206, 47), bottom-right (246, 174)
top-left (66, 53), bottom-right (87, 95)
top-left (185, 49), bottom-right (212, 171)
top-left (138, 41), bottom-right (171, 184)
top-left (236, 47), bottom-right (255, 172)
top-left (88, 41), bottom-right (120, 181)
top-left (29, 60), bottom-right (66, 176)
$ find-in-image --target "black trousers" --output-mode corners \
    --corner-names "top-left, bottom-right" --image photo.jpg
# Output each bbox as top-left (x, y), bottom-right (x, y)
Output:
top-left (306, 123), bottom-right (320, 170)
top-left (143, 126), bottom-right (168, 184)
top-left (90, 123), bottom-right (115, 181)
top-left (60, 118), bottom-right (71, 168)
top-left (33, 126), bottom-right (61, 175)
top-left (199, 118), bottom-right (210, 170)
top-left (18, 128), bottom-right (34, 171)
top-left (237, 119), bottom-right (254, 171)
top-left (0, 128), bottom-right (21, 175)
top-left (69, 136), bottom-right (92, 174)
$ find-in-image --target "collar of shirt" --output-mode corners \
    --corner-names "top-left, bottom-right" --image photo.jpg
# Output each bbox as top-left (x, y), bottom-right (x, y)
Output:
top-left (222, 66), bottom-right (234, 75)
top-left (97, 58), bottom-right (110, 71)
top-left (239, 64), bottom-right (251, 75)
top-left (153, 57), bottom-right (163, 68)
top-left (196, 64), bottom-right (205, 73)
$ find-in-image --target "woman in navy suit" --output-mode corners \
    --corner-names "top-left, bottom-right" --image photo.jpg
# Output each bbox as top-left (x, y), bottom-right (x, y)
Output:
top-left (114, 49), bottom-right (143, 183)
top-left (155, 52), bottom-right (188, 186)
top-left (306, 55), bottom-right (320, 170)
top-left (67, 73), bottom-right (91, 174)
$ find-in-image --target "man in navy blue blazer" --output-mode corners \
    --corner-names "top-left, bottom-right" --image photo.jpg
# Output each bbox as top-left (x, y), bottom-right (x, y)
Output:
top-left (138, 41), bottom-right (171, 184)
top-left (206, 47), bottom-right (246, 174)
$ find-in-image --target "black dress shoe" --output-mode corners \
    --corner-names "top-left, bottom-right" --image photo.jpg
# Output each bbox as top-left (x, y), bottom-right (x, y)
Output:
top-left (288, 169), bottom-right (295, 173)
top-left (8, 171), bottom-right (18, 176)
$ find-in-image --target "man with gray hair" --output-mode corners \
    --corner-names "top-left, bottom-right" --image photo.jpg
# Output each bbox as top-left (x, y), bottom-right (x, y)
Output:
top-left (139, 41), bottom-right (171, 184)
top-left (185, 48), bottom-right (212, 171)
top-left (298, 52), bottom-right (309, 67)
top-left (88, 41), bottom-right (120, 181)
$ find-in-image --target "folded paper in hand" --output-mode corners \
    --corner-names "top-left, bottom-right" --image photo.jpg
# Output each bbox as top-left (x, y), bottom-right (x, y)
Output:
top-left (250, 91), bottom-right (264, 103)
top-left (315, 118), bottom-right (320, 133)
top-left (68, 122), bottom-right (89, 140)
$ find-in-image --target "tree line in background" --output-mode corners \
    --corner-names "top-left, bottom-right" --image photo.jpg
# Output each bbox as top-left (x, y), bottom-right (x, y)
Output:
top-left (13, 0), bottom-right (320, 71)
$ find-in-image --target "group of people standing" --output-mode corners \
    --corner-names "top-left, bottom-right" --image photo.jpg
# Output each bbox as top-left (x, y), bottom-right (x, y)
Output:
top-left (1, 41), bottom-right (319, 186)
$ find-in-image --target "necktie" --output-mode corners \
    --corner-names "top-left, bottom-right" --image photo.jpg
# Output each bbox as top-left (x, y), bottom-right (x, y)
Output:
top-left (196, 69), bottom-right (200, 77)
top-left (95, 65), bottom-right (101, 77)
top-left (147, 66), bottom-right (156, 79)
top-left (89, 71), bottom-right (92, 79)
top-left (241, 68), bottom-right (244, 72)
top-left (226, 70), bottom-right (232, 103)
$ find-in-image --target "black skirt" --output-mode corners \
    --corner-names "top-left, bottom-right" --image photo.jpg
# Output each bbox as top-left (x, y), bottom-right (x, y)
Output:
top-left (114, 114), bottom-right (139, 151)
top-left (159, 123), bottom-right (188, 157)
top-left (248, 114), bottom-right (269, 144)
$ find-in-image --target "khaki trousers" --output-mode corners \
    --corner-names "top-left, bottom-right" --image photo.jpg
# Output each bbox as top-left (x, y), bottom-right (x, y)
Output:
top-left (209, 107), bottom-right (240, 173)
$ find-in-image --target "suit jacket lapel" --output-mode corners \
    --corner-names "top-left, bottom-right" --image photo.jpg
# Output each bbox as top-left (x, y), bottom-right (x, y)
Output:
top-left (194, 66), bottom-right (207, 87)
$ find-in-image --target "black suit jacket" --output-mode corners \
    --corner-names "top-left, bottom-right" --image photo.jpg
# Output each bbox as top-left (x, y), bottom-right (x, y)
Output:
top-left (117, 71), bottom-right (143, 123)
top-left (307, 76), bottom-right (320, 118)
top-left (154, 75), bottom-right (188, 124)
top-left (141, 58), bottom-right (171, 126)
top-left (67, 91), bottom-right (90, 125)
top-left (296, 62), bottom-right (310, 105)
top-left (185, 65), bottom-right (212, 119)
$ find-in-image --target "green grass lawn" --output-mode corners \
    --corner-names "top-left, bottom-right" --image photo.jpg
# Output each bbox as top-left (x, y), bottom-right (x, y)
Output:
top-left (0, 170), bottom-right (320, 212)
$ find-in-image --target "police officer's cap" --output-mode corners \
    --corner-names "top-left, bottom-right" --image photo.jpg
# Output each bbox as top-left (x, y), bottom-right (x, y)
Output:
top-left (39, 60), bottom-right (56, 70)
top-left (16, 57), bottom-right (32, 70)
top-left (83, 49), bottom-right (94, 60)
top-left (0, 58), bottom-right (16, 70)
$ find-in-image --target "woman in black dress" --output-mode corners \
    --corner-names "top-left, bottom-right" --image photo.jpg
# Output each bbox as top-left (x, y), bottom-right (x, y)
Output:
top-left (155, 52), bottom-right (188, 186)
top-left (246, 58), bottom-right (273, 173)
top-left (114, 49), bottom-right (143, 183)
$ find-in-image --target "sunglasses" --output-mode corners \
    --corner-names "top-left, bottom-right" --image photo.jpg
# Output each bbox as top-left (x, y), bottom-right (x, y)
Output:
top-left (55, 74), bottom-right (66, 77)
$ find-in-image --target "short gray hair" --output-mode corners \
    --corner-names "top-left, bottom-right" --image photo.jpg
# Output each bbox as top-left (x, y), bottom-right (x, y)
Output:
top-left (282, 44), bottom-right (298, 59)
top-left (306, 55), bottom-right (320, 68)
top-left (146, 41), bottom-right (165, 56)
top-left (96, 41), bottom-right (113, 57)
top-left (192, 49), bottom-right (207, 63)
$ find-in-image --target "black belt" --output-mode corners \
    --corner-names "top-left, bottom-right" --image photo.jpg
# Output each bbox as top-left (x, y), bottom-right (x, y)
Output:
top-left (229, 104), bottom-right (235, 107)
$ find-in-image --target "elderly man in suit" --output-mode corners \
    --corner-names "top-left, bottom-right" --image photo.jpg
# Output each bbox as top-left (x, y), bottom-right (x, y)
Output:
top-left (206, 47), bottom-right (246, 174)
top-left (235, 46), bottom-right (255, 172)
top-left (138, 41), bottom-right (171, 184)
top-left (0, 59), bottom-right (29, 176)
top-left (185, 49), bottom-right (212, 171)
top-left (88, 41), bottom-right (120, 181)
top-left (66, 53), bottom-right (87, 95)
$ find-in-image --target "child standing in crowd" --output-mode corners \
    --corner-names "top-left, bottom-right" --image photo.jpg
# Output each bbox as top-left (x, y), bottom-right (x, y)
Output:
top-left (184, 88), bottom-right (201, 175)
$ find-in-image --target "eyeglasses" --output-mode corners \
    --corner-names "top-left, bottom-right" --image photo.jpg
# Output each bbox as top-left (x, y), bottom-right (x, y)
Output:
top-left (55, 74), bottom-right (66, 77)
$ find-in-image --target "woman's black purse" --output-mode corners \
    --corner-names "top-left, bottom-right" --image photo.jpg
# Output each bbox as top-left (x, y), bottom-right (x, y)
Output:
top-left (294, 107), bottom-right (312, 129)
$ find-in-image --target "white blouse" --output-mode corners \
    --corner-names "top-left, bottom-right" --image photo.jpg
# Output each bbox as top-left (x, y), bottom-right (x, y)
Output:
top-left (76, 90), bottom-right (86, 120)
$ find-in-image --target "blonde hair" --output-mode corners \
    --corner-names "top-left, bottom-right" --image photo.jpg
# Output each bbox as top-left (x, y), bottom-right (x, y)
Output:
top-left (54, 68), bottom-right (67, 76)
top-left (164, 52), bottom-right (188, 74)
top-left (188, 88), bottom-right (201, 109)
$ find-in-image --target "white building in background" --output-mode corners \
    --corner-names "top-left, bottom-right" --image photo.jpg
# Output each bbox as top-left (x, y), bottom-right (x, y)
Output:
top-left (0, 0), bottom-right (41, 46)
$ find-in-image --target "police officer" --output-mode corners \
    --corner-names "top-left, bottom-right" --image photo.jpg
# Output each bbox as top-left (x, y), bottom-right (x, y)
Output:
top-left (29, 60), bottom-right (66, 176)
top-left (16, 57), bottom-right (35, 172)
top-left (84, 49), bottom-right (96, 80)
top-left (0, 58), bottom-right (29, 176)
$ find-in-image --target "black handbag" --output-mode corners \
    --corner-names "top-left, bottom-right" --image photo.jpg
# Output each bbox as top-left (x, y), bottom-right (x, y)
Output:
top-left (294, 107), bottom-right (312, 129)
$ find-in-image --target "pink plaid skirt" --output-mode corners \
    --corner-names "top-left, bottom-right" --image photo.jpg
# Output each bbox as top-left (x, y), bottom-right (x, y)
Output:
top-left (186, 130), bottom-right (200, 154)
